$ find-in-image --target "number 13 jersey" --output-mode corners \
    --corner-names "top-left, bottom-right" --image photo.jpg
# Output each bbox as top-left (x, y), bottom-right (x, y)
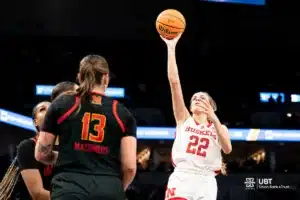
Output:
top-left (41, 92), bottom-right (137, 177)
top-left (171, 117), bottom-right (222, 175)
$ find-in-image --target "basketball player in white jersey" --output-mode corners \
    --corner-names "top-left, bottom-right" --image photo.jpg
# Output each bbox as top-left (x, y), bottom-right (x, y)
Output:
top-left (161, 34), bottom-right (232, 200)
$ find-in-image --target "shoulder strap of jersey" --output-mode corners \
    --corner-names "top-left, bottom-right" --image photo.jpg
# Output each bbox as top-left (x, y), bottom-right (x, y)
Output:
top-left (112, 100), bottom-right (126, 133)
top-left (57, 95), bottom-right (81, 124)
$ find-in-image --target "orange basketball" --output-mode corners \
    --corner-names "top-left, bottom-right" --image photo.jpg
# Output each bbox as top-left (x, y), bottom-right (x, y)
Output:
top-left (156, 9), bottom-right (186, 40)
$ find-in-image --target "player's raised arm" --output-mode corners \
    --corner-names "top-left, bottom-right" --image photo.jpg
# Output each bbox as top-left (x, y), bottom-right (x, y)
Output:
top-left (161, 34), bottom-right (190, 124)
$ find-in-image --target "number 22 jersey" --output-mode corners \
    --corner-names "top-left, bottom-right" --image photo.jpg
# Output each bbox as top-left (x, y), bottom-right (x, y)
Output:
top-left (171, 117), bottom-right (222, 175)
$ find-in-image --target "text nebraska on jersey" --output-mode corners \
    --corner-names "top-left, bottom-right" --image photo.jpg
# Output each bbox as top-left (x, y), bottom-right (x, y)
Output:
top-left (185, 126), bottom-right (217, 140)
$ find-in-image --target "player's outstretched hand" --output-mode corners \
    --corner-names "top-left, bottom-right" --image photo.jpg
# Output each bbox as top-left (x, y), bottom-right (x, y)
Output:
top-left (199, 99), bottom-right (219, 123)
top-left (160, 33), bottom-right (182, 49)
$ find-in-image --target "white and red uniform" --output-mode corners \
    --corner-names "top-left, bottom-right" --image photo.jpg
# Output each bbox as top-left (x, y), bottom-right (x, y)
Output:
top-left (165, 117), bottom-right (222, 200)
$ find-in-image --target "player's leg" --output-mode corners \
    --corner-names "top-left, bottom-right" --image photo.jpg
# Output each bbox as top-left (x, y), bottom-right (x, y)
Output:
top-left (51, 194), bottom-right (85, 200)
top-left (165, 172), bottom-right (193, 200)
top-left (51, 173), bottom-right (88, 200)
top-left (51, 183), bottom-right (86, 200)
top-left (209, 177), bottom-right (218, 200)
top-left (89, 195), bottom-right (124, 200)
top-left (201, 177), bottom-right (217, 200)
top-left (88, 176), bottom-right (125, 200)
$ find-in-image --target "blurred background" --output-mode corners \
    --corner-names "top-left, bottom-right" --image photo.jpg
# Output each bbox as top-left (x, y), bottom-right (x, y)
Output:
top-left (1, 0), bottom-right (300, 199)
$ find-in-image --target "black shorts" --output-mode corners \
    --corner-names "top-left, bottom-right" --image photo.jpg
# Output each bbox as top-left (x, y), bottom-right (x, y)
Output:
top-left (51, 172), bottom-right (125, 200)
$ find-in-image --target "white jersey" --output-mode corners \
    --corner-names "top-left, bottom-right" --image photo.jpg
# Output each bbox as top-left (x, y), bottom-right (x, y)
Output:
top-left (171, 117), bottom-right (222, 175)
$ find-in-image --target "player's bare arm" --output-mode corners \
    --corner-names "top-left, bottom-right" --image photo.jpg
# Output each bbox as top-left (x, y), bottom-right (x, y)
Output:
top-left (161, 34), bottom-right (190, 124)
top-left (35, 131), bottom-right (58, 165)
top-left (21, 169), bottom-right (50, 200)
top-left (120, 136), bottom-right (137, 191)
top-left (17, 139), bottom-right (51, 200)
top-left (199, 99), bottom-right (232, 154)
top-left (213, 123), bottom-right (232, 154)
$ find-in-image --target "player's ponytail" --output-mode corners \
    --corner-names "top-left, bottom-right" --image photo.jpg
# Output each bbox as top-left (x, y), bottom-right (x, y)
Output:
top-left (77, 55), bottom-right (109, 100)
top-left (0, 157), bottom-right (20, 200)
top-left (77, 67), bottom-right (96, 100)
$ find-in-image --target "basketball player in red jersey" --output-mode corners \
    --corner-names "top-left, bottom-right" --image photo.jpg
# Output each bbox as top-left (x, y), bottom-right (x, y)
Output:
top-left (161, 34), bottom-right (232, 200)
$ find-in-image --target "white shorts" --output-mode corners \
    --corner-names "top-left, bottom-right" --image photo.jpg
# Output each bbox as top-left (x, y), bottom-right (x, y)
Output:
top-left (165, 171), bottom-right (217, 200)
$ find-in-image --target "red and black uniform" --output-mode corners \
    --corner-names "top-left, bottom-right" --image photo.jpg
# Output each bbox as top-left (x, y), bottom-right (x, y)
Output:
top-left (41, 92), bottom-right (136, 200)
top-left (15, 137), bottom-right (55, 200)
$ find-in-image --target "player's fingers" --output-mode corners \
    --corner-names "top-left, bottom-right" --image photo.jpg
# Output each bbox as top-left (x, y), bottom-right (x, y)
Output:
top-left (200, 99), bottom-right (210, 107)
top-left (202, 110), bottom-right (208, 114)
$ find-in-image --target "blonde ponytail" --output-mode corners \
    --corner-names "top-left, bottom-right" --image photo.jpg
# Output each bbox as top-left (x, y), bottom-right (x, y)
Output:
top-left (0, 157), bottom-right (20, 200)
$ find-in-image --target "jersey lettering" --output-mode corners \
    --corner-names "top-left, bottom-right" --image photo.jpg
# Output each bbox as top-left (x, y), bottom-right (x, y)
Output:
top-left (186, 135), bottom-right (210, 157)
top-left (81, 112), bottom-right (106, 143)
top-left (165, 187), bottom-right (176, 199)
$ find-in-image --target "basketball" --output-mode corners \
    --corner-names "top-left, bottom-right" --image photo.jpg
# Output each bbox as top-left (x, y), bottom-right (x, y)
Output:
top-left (156, 9), bottom-right (186, 40)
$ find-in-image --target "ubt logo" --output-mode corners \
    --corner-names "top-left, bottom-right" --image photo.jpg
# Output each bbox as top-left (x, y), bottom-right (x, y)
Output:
top-left (258, 178), bottom-right (272, 185)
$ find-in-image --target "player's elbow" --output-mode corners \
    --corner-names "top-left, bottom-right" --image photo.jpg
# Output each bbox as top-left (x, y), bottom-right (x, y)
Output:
top-left (34, 152), bottom-right (46, 164)
top-left (120, 136), bottom-right (137, 176)
top-left (31, 192), bottom-right (41, 200)
top-left (34, 152), bottom-right (42, 162)
top-left (121, 163), bottom-right (136, 191)
top-left (122, 164), bottom-right (137, 176)
top-left (30, 188), bottom-right (46, 200)
top-left (223, 149), bottom-right (232, 155)
top-left (222, 145), bottom-right (232, 154)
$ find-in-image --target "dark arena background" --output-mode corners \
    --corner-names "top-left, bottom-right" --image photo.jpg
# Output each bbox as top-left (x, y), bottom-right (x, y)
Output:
top-left (1, 0), bottom-right (300, 199)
